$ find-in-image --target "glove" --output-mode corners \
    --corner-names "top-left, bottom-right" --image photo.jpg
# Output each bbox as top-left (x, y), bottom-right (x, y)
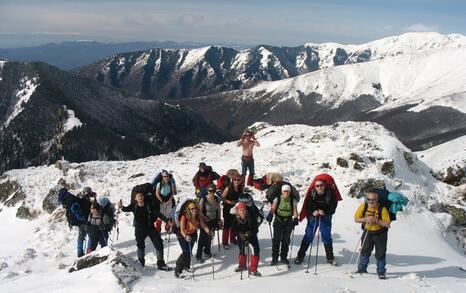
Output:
top-left (245, 231), bottom-right (252, 240)
top-left (165, 222), bottom-right (172, 232)
top-left (240, 233), bottom-right (247, 241)
top-left (195, 189), bottom-right (201, 195)
top-left (266, 213), bottom-right (273, 223)
top-left (292, 217), bottom-right (299, 226)
top-left (185, 235), bottom-right (192, 242)
top-left (209, 230), bottom-right (215, 238)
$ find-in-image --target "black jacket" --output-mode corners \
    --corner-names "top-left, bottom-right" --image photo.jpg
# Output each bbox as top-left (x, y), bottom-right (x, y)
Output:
top-left (305, 188), bottom-right (337, 216)
top-left (122, 203), bottom-right (168, 229)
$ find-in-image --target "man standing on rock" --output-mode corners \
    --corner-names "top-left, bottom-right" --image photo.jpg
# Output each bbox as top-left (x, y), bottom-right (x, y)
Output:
top-left (237, 128), bottom-right (260, 186)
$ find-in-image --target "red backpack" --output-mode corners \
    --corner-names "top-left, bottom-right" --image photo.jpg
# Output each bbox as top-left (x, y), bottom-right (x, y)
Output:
top-left (299, 173), bottom-right (342, 221)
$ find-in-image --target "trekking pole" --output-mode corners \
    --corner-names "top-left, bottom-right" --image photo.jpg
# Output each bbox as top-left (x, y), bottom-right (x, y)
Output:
top-left (211, 234), bottom-right (215, 280)
top-left (288, 228), bottom-right (295, 262)
top-left (347, 229), bottom-right (364, 266)
top-left (354, 228), bottom-right (369, 270)
top-left (314, 218), bottom-right (321, 275)
top-left (247, 240), bottom-right (251, 278)
top-left (305, 217), bottom-right (319, 273)
top-left (166, 232), bottom-right (171, 265)
top-left (217, 229), bottom-right (221, 253)
top-left (188, 240), bottom-right (194, 280)
top-left (240, 241), bottom-right (245, 280)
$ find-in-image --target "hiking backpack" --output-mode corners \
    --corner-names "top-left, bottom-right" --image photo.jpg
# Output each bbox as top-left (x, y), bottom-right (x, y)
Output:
top-left (150, 170), bottom-right (177, 194)
top-left (265, 181), bottom-right (300, 203)
top-left (362, 188), bottom-right (409, 222)
top-left (169, 198), bottom-right (196, 235)
top-left (131, 183), bottom-right (155, 208)
top-left (305, 173), bottom-right (343, 202)
top-left (59, 189), bottom-right (89, 227)
top-left (98, 196), bottom-right (117, 230)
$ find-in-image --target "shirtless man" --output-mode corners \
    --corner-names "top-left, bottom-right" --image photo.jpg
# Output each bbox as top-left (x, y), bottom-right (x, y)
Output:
top-left (237, 128), bottom-right (260, 186)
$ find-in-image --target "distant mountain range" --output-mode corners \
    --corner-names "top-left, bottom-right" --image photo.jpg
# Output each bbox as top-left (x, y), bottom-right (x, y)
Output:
top-left (0, 61), bottom-right (230, 173)
top-left (0, 41), bottom-right (251, 70)
top-left (76, 32), bottom-right (466, 101)
top-left (77, 32), bottom-right (466, 150)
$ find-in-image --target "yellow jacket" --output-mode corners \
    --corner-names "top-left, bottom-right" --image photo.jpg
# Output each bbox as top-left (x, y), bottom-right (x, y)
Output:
top-left (355, 203), bottom-right (391, 232)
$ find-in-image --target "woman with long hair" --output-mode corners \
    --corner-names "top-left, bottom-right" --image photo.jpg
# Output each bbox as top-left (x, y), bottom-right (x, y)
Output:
top-left (221, 174), bottom-right (243, 249)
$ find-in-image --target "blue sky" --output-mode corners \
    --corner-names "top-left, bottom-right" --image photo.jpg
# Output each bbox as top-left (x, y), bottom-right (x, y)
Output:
top-left (0, 0), bottom-right (465, 48)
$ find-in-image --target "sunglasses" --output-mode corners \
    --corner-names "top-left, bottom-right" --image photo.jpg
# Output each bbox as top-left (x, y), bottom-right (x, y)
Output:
top-left (233, 178), bottom-right (241, 181)
top-left (315, 184), bottom-right (325, 188)
top-left (190, 207), bottom-right (198, 211)
top-left (208, 189), bottom-right (215, 192)
top-left (367, 198), bottom-right (377, 203)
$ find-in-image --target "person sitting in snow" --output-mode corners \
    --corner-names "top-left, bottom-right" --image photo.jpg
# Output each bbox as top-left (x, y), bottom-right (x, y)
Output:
top-left (354, 189), bottom-right (391, 279)
top-left (192, 162), bottom-right (220, 199)
top-left (118, 193), bottom-right (170, 270)
top-left (231, 202), bottom-right (262, 276)
top-left (237, 128), bottom-right (260, 186)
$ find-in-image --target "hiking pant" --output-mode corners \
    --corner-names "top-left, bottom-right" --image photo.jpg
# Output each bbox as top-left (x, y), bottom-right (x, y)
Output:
top-left (358, 229), bottom-right (388, 275)
top-left (297, 215), bottom-right (333, 259)
top-left (135, 226), bottom-right (164, 261)
top-left (272, 217), bottom-right (294, 261)
top-left (77, 224), bottom-right (87, 257)
top-left (197, 219), bottom-right (216, 258)
top-left (87, 227), bottom-right (108, 252)
top-left (241, 156), bottom-right (255, 177)
top-left (237, 235), bottom-right (260, 257)
top-left (175, 233), bottom-right (198, 273)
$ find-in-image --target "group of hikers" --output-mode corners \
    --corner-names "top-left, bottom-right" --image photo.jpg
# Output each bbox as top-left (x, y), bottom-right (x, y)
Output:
top-left (58, 128), bottom-right (407, 280)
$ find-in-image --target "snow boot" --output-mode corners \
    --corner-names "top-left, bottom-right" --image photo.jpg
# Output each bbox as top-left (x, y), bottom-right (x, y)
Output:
top-left (249, 255), bottom-right (260, 275)
top-left (234, 254), bottom-right (247, 272)
top-left (247, 175), bottom-right (253, 186)
top-left (270, 258), bottom-right (278, 266)
top-left (324, 244), bottom-right (335, 263)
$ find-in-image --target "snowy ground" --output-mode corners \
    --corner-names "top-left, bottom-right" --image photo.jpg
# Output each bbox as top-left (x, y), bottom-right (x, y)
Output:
top-left (1, 122), bottom-right (465, 292)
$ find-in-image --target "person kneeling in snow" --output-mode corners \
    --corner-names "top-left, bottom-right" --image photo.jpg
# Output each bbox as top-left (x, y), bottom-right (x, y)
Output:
top-left (118, 193), bottom-right (170, 269)
top-left (232, 202), bottom-right (261, 276)
top-left (354, 189), bottom-right (391, 279)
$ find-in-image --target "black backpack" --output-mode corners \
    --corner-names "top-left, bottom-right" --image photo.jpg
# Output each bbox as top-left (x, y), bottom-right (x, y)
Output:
top-left (60, 191), bottom-right (90, 227)
top-left (265, 181), bottom-right (300, 203)
top-left (131, 183), bottom-right (155, 208)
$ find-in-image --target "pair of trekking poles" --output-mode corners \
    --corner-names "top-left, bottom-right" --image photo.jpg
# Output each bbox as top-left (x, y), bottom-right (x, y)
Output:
top-left (185, 229), bottom-right (219, 280)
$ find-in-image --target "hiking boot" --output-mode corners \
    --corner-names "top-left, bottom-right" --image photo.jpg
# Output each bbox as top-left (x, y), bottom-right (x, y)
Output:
top-left (174, 271), bottom-right (182, 278)
top-left (378, 274), bottom-right (386, 280)
top-left (157, 262), bottom-right (170, 271)
top-left (138, 258), bottom-right (145, 267)
top-left (196, 257), bottom-right (205, 264)
top-left (294, 257), bottom-right (304, 265)
top-left (250, 271), bottom-right (262, 276)
top-left (327, 258), bottom-right (338, 266)
top-left (281, 258), bottom-right (290, 265)
top-left (203, 253), bottom-right (212, 259)
top-left (270, 259), bottom-right (278, 266)
top-left (223, 244), bottom-right (230, 250)
top-left (353, 269), bottom-right (368, 274)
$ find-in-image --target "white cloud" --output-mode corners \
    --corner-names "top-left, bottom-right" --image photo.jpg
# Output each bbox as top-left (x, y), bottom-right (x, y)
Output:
top-left (405, 23), bottom-right (439, 32)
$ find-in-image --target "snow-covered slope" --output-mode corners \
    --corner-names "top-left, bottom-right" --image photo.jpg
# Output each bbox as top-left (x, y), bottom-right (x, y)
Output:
top-left (248, 47), bottom-right (466, 113)
top-left (0, 122), bottom-right (464, 292)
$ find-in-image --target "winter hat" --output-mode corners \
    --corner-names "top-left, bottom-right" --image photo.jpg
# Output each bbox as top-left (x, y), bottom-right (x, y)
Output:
top-left (281, 184), bottom-right (291, 192)
top-left (82, 186), bottom-right (93, 195)
top-left (199, 162), bottom-right (206, 167)
top-left (238, 193), bottom-right (253, 207)
top-left (97, 195), bottom-right (109, 208)
top-left (237, 202), bottom-right (247, 210)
